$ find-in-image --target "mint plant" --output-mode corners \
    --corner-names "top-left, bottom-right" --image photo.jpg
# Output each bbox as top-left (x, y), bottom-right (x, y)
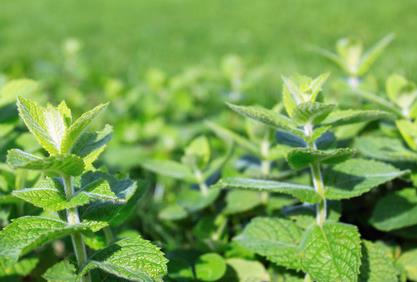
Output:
top-left (0, 97), bottom-right (167, 281)
top-left (214, 74), bottom-right (406, 281)
top-left (314, 34), bottom-right (394, 88)
top-left (139, 135), bottom-right (230, 220)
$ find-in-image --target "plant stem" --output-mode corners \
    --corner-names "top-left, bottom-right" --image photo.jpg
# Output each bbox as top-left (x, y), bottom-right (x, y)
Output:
top-left (195, 169), bottom-right (208, 196)
top-left (310, 162), bottom-right (327, 226)
top-left (103, 226), bottom-right (115, 245)
top-left (304, 124), bottom-right (327, 226)
top-left (15, 170), bottom-right (27, 216)
top-left (63, 176), bottom-right (91, 282)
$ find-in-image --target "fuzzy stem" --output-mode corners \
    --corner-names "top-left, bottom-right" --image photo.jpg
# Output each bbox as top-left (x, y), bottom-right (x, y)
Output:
top-left (310, 162), bottom-right (327, 226)
top-left (63, 176), bottom-right (91, 282)
top-left (304, 124), bottom-right (327, 226)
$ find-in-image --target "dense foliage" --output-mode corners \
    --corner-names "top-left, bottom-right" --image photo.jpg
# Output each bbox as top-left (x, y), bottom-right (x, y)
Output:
top-left (1, 31), bottom-right (417, 282)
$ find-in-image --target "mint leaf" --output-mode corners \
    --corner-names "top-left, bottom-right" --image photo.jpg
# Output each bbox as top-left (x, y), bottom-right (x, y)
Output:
top-left (177, 188), bottom-right (220, 212)
top-left (80, 235), bottom-right (168, 281)
top-left (71, 124), bottom-right (113, 170)
top-left (206, 121), bottom-right (258, 155)
top-left (322, 110), bottom-right (393, 127)
top-left (370, 188), bottom-right (417, 231)
top-left (140, 159), bottom-right (195, 181)
top-left (0, 216), bottom-right (95, 261)
top-left (292, 102), bottom-right (335, 125)
top-left (13, 176), bottom-right (120, 212)
top-left (398, 248), bottom-right (417, 282)
top-left (60, 103), bottom-right (108, 154)
top-left (0, 257), bottom-right (39, 277)
top-left (7, 149), bottom-right (84, 176)
top-left (17, 96), bottom-right (66, 155)
top-left (359, 240), bottom-right (398, 282)
top-left (300, 222), bottom-right (362, 282)
top-left (235, 217), bottom-right (303, 270)
top-left (325, 159), bottom-right (407, 200)
top-left (223, 190), bottom-right (263, 215)
top-left (81, 176), bottom-right (145, 226)
top-left (358, 33), bottom-right (395, 76)
top-left (225, 258), bottom-right (270, 282)
top-left (42, 259), bottom-right (77, 282)
top-left (355, 136), bottom-right (417, 162)
top-left (226, 103), bottom-right (304, 138)
top-left (214, 177), bottom-right (320, 203)
top-left (287, 147), bottom-right (354, 169)
top-left (195, 253), bottom-right (226, 281)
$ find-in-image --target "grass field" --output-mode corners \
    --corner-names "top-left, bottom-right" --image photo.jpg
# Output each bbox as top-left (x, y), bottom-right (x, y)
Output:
top-left (1, 0), bottom-right (417, 78)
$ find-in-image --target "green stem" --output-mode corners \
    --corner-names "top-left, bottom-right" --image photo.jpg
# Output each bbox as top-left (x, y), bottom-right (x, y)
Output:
top-left (195, 169), bottom-right (208, 196)
top-left (63, 176), bottom-right (91, 282)
top-left (310, 162), bottom-right (326, 226)
top-left (103, 227), bottom-right (115, 245)
top-left (304, 124), bottom-right (327, 227)
top-left (15, 170), bottom-right (27, 216)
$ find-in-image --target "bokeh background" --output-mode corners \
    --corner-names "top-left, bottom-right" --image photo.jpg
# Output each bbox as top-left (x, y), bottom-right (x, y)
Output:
top-left (1, 0), bottom-right (417, 79)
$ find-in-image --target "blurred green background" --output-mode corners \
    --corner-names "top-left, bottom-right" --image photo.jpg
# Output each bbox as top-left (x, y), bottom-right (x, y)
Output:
top-left (1, 0), bottom-right (417, 78)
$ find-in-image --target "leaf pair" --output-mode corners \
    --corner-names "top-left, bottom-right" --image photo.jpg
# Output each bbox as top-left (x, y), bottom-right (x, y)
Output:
top-left (215, 158), bottom-right (406, 203)
top-left (314, 34), bottom-right (394, 77)
top-left (236, 218), bottom-right (362, 281)
top-left (17, 96), bottom-right (108, 156)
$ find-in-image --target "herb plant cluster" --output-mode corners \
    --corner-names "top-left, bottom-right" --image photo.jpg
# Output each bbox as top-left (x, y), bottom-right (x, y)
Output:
top-left (1, 34), bottom-right (417, 282)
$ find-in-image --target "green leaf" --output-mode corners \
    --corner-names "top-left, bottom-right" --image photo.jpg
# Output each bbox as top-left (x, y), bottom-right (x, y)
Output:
top-left (287, 147), bottom-right (355, 169)
top-left (79, 235), bottom-right (168, 282)
top-left (235, 217), bottom-right (303, 270)
top-left (214, 177), bottom-right (320, 203)
top-left (225, 258), bottom-right (270, 282)
top-left (300, 222), bottom-right (362, 282)
top-left (282, 76), bottom-right (303, 117)
top-left (0, 216), bottom-right (96, 261)
top-left (223, 190), bottom-right (263, 215)
top-left (195, 253), bottom-right (226, 281)
top-left (359, 240), bottom-right (398, 282)
top-left (60, 103), bottom-right (108, 154)
top-left (322, 110), bottom-right (394, 127)
top-left (7, 149), bottom-right (84, 176)
top-left (386, 74), bottom-right (409, 102)
top-left (13, 175), bottom-right (120, 211)
top-left (226, 103), bottom-right (304, 138)
top-left (140, 159), bottom-right (195, 181)
top-left (206, 121), bottom-right (258, 155)
top-left (355, 136), bottom-right (417, 162)
top-left (71, 124), bottom-right (113, 170)
top-left (396, 119), bottom-right (417, 151)
top-left (177, 188), bottom-right (220, 212)
top-left (325, 159), bottom-right (407, 200)
top-left (292, 102), bottom-right (334, 125)
top-left (182, 135), bottom-right (211, 168)
top-left (358, 33), bottom-right (395, 76)
top-left (57, 101), bottom-right (72, 126)
top-left (0, 79), bottom-right (38, 108)
top-left (336, 38), bottom-right (363, 75)
top-left (81, 176), bottom-right (145, 227)
top-left (42, 260), bottom-right (77, 282)
top-left (282, 74), bottom-right (330, 118)
top-left (370, 188), bottom-right (417, 231)
top-left (159, 203), bottom-right (188, 221)
top-left (398, 249), bottom-right (417, 282)
top-left (17, 96), bottom-right (66, 155)
top-left (0, 257), bottom-right (39, 277)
